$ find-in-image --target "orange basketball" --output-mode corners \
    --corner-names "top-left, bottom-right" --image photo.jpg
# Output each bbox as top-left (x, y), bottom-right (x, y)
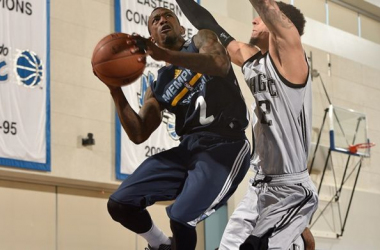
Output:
top-left (91, 33), bottom-right (146, 87)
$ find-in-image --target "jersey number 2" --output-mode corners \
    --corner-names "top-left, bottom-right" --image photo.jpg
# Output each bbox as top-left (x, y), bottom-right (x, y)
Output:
top-left (259, 100), bottom-right (272, 126)
top-left (195, 96), bottom-right (215, 125)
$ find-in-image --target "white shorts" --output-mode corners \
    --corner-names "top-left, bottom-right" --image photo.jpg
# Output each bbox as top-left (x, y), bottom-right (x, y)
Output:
top-left (219, 170), bottom-right (318, 250)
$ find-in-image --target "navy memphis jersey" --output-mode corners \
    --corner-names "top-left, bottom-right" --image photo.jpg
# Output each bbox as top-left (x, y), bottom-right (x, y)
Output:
top-left (151, 38), bottom-right (249, 137)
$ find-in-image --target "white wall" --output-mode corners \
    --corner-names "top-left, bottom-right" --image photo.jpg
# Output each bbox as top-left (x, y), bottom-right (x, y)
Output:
top-left (315, 190), bottom-right (380, 250)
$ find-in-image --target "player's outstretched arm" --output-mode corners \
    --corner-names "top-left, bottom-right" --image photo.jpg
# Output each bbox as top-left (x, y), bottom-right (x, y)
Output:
top-left (176, 0), bottom-right (259, 67)
top-left (130, 32), bottom-right (231, 77)
top-left (176, 0), bottom-right (234, 47)
top-left (248, 0), bottom-right (307, 84)
top-left (109, 86), bottom-right (162, 144)
top-left (227, 41), bottom-right (260, 67)
top-left (249, 0), bottom-right (298, 38)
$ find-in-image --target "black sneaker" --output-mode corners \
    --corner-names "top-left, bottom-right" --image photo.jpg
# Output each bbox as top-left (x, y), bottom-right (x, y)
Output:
top-left (145, 243), bottom-right (171, 250)
top-left (145, 238), bottom-right (172, 250)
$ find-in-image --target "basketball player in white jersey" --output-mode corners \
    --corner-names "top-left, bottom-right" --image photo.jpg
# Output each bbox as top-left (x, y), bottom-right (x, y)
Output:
top-left (175, 0), bottom-right (318, 249)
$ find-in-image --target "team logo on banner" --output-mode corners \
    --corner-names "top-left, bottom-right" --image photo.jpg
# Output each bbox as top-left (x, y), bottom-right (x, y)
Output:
top-left (15, 50), bottom-right (44, 88)
top-left (115, 0), bottom-right (198, 179)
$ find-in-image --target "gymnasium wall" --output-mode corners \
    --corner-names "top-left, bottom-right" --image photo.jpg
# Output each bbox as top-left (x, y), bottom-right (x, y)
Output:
top-left (0, 0), bottom-right (379, 249)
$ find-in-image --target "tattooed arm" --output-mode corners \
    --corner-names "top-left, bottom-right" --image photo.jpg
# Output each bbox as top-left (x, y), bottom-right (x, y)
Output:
top-left (250, 0), bottom-right (297, 39)
top-left (249, 0), bottom-right (308, 84)
top-left (131, 30), bottom-right (231, 77)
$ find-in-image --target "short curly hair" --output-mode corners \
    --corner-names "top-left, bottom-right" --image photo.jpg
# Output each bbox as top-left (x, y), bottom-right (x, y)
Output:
top-left (277, 1), bottom-right (306, 36)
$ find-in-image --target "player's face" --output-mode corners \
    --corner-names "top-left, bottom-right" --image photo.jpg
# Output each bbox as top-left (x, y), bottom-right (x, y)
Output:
top-left (249, 16), bottom-right (269, 47)
top-left (148, 8), bottom-right (183, 47)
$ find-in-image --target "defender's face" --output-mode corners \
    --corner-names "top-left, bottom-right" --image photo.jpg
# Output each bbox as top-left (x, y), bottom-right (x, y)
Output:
top-left (148, 8), bottom-right (182, 46)
top-left (250, 16), bottom-right (269, 46)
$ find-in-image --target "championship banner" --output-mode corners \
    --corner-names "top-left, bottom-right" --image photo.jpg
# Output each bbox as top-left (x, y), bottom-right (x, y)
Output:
top-left (0, 1), bottom-right (50, 171)
top-left (114, 0), bottom-right (199, 179)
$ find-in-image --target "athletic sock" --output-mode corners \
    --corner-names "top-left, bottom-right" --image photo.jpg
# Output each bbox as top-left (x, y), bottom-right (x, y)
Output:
top-left (138, 223), bottom-right (171, 249)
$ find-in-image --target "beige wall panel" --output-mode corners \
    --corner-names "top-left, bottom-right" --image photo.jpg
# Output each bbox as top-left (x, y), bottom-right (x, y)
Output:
top-left (328, 2), bottom-right (358, 36)
top-left (50, 111), bottom-right (115, 181)
top-left (51, 50), bottom-right (107, 92)
top-left (362, 64), bottom-right (380, 91)
top-left (330, 54), bottom-right (363, 85)
top-left (52, 144), bottom-right (114, 182)
top-left (57, 187), bottom-right (130, 250)
top-left (51, 0), bottom-right (114, 32)
top-left (202, 0), bottom-right (254, 24)
top-left (333, 81), bottom-right (380, 112)
top-left (51, 17), bottom-right (109, 59)
top-left (51, 113), bottom-right (113, 154)
top-left (365, 107), bottom-right (380, 133)
top-left (331, 78), bottom-right (367, 107)
top-left (51, 18), bottom-right (89, 57)
top-left (365, 86), bottom-right (380, 110)
top-left (52, 81), bottom-right (111, 122)
top-left (364, 153), bottom-right (380, 178)
top-left (361, 15), bottom-right (380, 44)
top-left (294, 0), bottom-right (326, 24)
top-left (0, 181), bottom-right (56, 250)
top-left (225, 0), bottom-right (254, 24)
top-left (360, 168), bottom-right (380, 194)
top-left (315, 190), bottom-right (380, 249)
top-left (201, 0), bottom-right (229, 17)
top-left (93, 0), bottom-right (113, 5)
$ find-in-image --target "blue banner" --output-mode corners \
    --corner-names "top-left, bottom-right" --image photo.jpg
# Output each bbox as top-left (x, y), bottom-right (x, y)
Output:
top-left (0, 0), bottom-right (51, 171)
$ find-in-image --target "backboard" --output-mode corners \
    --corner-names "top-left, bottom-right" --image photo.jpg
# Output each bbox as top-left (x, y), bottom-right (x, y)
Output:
top-left (328, 105), bottom-right (371, 157)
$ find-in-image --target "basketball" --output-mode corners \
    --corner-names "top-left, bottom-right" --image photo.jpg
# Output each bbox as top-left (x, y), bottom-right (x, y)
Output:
top-left (91, 32), bottom-right (146, 87)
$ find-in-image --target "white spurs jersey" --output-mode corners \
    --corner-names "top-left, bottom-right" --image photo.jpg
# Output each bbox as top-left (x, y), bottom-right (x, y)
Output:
top-left (243, 52), bottom-right (312, 175)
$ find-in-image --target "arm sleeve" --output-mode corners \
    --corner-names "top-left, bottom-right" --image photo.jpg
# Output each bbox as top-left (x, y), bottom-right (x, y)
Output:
top-left (176, 0), bottom-right (235, 47)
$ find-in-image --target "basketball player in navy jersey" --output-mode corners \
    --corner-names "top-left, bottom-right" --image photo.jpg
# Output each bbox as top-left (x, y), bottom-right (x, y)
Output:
top-left (106, 7), bottom-right (251, 250)
top-left (176, 0), bottom-right (318, 249)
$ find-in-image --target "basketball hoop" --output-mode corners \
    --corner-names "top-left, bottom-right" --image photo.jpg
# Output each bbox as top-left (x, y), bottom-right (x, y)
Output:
top-left (348, 142), bottom-right (376, 154)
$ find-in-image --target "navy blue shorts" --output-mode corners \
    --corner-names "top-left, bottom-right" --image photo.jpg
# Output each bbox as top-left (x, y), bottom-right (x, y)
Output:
top-left (110, 132), bottom-right (250, 227)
